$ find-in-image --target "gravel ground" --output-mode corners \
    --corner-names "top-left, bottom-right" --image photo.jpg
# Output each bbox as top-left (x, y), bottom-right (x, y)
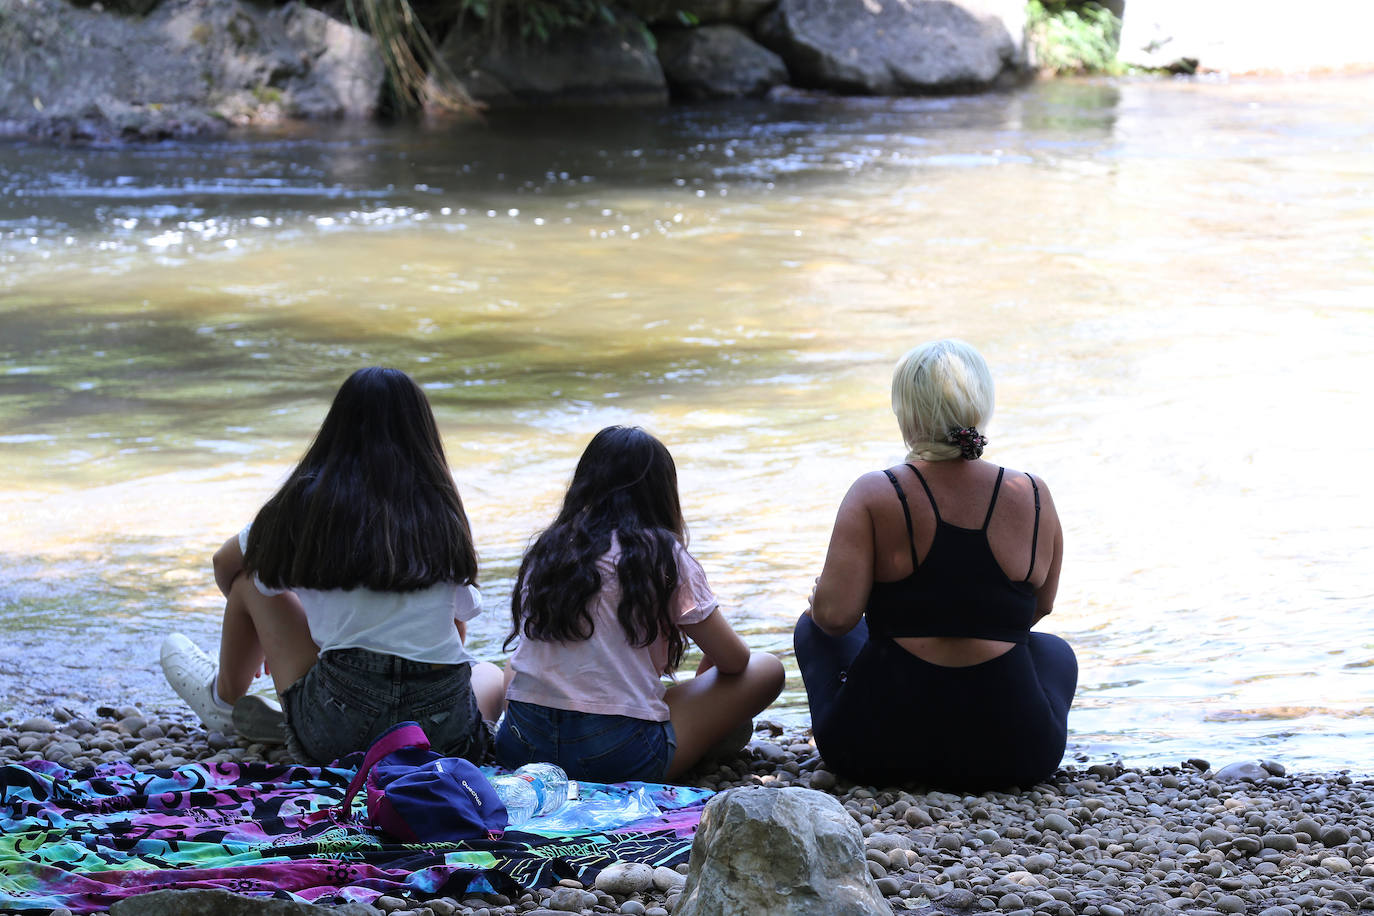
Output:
top-left (5, 705), bottom-right (1373, 916)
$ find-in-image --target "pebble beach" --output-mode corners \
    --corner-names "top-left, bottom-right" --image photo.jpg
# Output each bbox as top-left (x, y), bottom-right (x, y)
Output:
top-left (4, 705), bottom-right (1373, 916)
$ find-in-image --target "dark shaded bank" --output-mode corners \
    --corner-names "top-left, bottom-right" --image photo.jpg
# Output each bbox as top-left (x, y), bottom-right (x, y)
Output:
top-left (4, 705), bottom-right (1372, 915)
top-left (7, 0), bottom-right (1374, 144)
top-left (0, 0), bottom-right (1030, 143)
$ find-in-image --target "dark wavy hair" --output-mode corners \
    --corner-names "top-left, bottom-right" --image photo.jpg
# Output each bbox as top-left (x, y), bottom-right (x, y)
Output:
top-left (244, 367), bottom-right (477, 591)
top-left (507, 426), bottom-right (688, 672)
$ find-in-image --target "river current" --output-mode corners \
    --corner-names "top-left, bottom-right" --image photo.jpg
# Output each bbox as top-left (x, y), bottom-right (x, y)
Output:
top-left (2, 77), bottom-right (1371, 773)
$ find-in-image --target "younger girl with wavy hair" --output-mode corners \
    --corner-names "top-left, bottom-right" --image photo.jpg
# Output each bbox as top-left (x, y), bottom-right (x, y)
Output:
top-left (160, 367), bottom-right (504, 764)
top-left (497, 426), bottom-right (784, 783)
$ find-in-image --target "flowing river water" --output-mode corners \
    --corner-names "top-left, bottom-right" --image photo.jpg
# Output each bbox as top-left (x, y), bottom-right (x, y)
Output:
top-left (2, 77), bottom-right (1372, 773)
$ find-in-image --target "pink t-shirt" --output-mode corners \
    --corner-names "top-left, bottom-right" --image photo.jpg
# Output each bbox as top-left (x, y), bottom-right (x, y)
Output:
top-left (504, 538), bottom-right (719, 722)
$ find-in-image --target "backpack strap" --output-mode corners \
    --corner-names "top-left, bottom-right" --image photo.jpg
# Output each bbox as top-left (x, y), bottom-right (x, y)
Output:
top-left (340, 721), bottom-right (430, 813)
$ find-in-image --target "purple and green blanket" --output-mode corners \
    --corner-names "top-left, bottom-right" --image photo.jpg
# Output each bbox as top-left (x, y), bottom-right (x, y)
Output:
top-left (0, 758), bottom-right (712, 913)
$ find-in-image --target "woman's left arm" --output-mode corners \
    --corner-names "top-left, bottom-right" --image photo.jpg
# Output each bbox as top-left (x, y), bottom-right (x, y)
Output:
top-left (808, 474), bottom-right (881, 637)
top-left (1032, 476), bottom-right (1063, 625)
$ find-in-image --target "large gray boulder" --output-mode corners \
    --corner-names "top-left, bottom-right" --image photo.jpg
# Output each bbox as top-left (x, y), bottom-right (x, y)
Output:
top-left (432, 18), bottom-right (668, 110)
top-left (657, 25), bottom-right (790, 99)
top-left (0, 0), bottom-right (384, 141)
top-left (755, 0), bottom-right (1027, 94)
top-left (675, 786), bottom-right (892, 916)
top-left (621, 0), bottom-right (777, 26)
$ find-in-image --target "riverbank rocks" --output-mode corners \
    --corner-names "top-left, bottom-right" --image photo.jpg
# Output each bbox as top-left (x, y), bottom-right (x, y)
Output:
top-left (1213, 760), bottom-right (1269, 782)
top-left (755, 0), bottom-right (1028, 94)
top-left (0, 0), bottom-right (383, 142)
top-left (657, 25), bottom-right (790, 99)
top-left (594, 862), bottom-right (655, 895)
top-left (108, 888), bottom-right (378, 915)
top-left (7, 707), bottom-right (1374, 916)
top-left (432, 17), bottom-right (668, 111)
top-left (675, 786), bottom-right (892, 916)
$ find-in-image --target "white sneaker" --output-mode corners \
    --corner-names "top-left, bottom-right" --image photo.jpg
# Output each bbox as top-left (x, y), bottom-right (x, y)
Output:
top-left (160, 633), bottom-right (234, 735)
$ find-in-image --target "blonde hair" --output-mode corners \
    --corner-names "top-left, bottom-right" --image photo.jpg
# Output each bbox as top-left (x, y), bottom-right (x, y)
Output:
top-left (891, 339), bottom-right (995, 462)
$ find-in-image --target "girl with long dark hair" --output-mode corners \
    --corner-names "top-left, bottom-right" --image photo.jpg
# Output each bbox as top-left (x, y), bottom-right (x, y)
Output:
top-left (160, 367), bottom-right (504, 764)
top-left (496, 426), bottom-right (784, 783)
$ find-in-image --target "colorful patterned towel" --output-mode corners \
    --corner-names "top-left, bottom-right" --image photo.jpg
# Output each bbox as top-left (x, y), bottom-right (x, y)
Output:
top-left (0, 758), bottom-right (712, 913)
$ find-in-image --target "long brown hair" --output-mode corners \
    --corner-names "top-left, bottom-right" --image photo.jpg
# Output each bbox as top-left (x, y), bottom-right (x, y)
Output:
top-left (245, 367), bottom-right (477, 591)
top-left (507, 426), bottom-right (688, 672)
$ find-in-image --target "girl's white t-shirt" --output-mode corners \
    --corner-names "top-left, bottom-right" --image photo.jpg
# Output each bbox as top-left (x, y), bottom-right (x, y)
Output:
top-left (238, 526), bottom-right (480, 666)
top-left (504, 538), bottom-right (719, 722)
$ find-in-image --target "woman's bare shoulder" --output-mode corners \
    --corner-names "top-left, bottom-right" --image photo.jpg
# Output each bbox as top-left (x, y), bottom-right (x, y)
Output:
top-left (843, 468), bottom-right (906, 501)
top-left (996, 467), bottom-right (1059, 515)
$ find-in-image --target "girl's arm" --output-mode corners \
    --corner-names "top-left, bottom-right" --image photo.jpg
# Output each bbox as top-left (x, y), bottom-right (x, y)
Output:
top-left (808, 474), bottom-right (879, 636)
top-left (681, 608), bottom-right (751, 676)
top-left (453, 583), bottom-right (481, 645)
top-left (213, 534), bottom-right (246, 598)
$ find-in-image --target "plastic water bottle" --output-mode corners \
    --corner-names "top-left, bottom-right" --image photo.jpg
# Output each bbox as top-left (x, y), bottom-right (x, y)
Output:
top-left (514, 762), bottom-right (570, 817)
top-left (489, 774), bottom-right (538, 826)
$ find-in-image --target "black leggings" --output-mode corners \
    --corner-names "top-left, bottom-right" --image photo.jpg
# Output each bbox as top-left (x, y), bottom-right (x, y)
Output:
top-left (794, 614), bottom-right (1077, 790)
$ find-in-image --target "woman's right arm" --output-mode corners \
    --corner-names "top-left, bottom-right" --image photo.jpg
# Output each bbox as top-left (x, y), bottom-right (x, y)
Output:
top-left (808, 474), bottom-right (881, 637)
top-left (213, 534), bottom-right (246, 598)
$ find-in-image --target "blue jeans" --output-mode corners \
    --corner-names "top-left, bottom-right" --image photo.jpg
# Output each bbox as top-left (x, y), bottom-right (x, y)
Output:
top-left (281, 648), bottom-right (492, 766)
top-left (495, 700), bottom-right (677, 783)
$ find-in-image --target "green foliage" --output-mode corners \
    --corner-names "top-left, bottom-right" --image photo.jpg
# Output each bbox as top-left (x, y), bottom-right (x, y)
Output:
top-left (1026, 1), bottom-right (1123, 75)
top-left (456, 0), bottom-right (619, 44)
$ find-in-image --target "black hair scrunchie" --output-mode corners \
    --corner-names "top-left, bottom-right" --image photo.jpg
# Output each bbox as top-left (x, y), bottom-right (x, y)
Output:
top-left (946, 426), bottom-right (987, 460)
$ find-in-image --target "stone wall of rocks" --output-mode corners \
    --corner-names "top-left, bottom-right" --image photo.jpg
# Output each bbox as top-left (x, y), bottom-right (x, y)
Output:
top-left (0, 0), bottom-right (384, 142)
top-left (8, 0), bottom-right (1372, 143)
top-left (1, 0), bottom-right (1030, 140)
top-left (434, 0), bottom-right (1030, 111)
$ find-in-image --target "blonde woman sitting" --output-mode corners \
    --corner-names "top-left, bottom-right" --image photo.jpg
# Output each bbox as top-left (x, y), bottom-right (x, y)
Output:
top-left (796, 339), bottom-right (1076, 790)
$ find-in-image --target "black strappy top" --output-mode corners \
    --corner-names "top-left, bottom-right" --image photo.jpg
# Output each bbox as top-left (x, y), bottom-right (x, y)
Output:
top-left (865, 464), bottom-right (1041, 644)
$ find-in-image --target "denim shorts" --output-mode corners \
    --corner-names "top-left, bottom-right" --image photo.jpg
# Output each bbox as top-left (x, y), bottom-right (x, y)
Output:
top-left (281, 648), bottom-right (492, 766)
top-left (495, 700), bottom-right (676, 784)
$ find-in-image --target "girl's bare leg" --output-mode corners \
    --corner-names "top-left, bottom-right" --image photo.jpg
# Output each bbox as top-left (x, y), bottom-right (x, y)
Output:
top-left (663, 650), bottom-right (785, 780)
top-left (470, 661), bottom-right (506, 722)
top-left (215, 575), bottom-right (318, 702)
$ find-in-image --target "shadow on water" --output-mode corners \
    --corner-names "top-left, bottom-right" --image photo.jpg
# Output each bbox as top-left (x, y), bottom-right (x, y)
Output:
top-left (1, 86), bottom-right (1127, 231)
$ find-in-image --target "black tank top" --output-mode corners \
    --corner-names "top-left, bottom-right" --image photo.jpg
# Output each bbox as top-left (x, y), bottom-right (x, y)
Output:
top-left (865, 464), bottom-right (1040, 644)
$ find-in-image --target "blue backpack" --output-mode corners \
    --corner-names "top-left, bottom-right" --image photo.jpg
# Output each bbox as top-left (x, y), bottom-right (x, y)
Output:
top-left (336, 721), bottom-right (509, 842)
